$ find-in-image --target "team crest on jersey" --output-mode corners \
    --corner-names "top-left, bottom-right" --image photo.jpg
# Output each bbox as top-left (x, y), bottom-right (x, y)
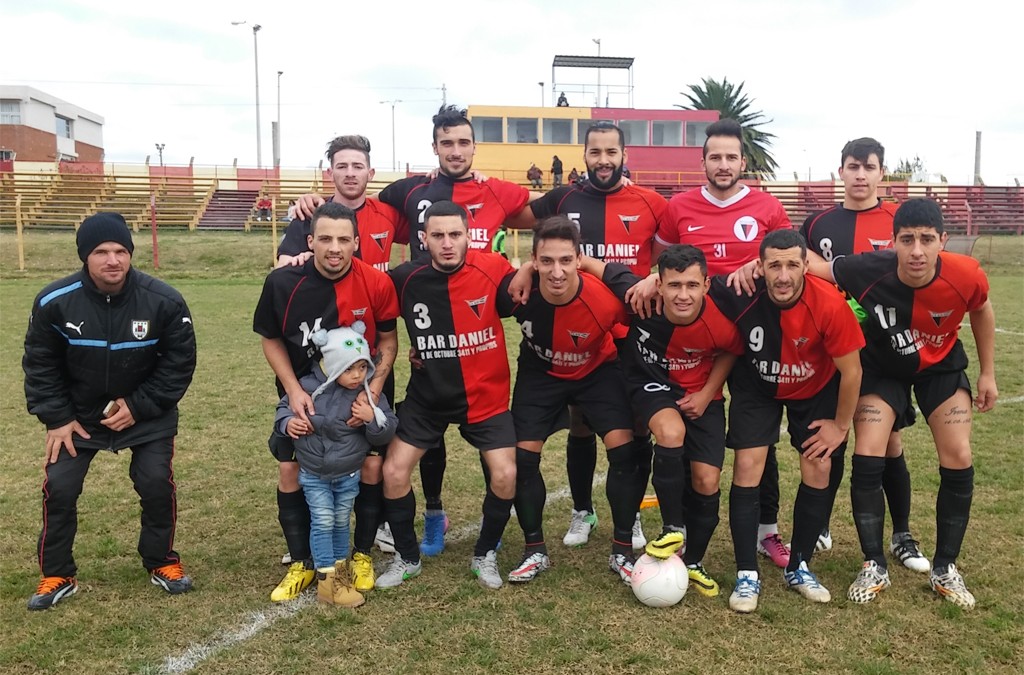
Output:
top-left (351, 307), bottom-right (367, 319)
top-left (568, 330), bottom-right (591, 348)
top-left (618, 214), bottom-right (640, 234)
top-left (868, 238), bottom-right (892, 251)
top-left (929, 309), bottom-right (953, 327)
top-left (683, 347), bottom-right (704, 354)
top-left (131, 320), bottom-right (150, 339)
top-left (465, 203), bottom-right (484, 218)
top-left (733, 216), bottom-right (759, 242)
top-left (792, 336), bottom-right (809, 350)
top-left (369, 232), bottom-right (389, 250)
top-left (466, 295), bottom-right (488, 319)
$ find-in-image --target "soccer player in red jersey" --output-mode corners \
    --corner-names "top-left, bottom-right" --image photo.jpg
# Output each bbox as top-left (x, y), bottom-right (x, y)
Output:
top-left (609, 245), bottom-right (743, 596)
top-left (640, 118), bottom-right (795, 568)
top-left (254, 202), bottom-right (399, 599)
top-left (800, 137), bottom-right (927, 568)
top-left (815, 198), bottom-right (997, 609)
top-left (376, 201), bottom-right (519, 590)
top-left (278, 135), bottom-right (400, 272)
top-left (504, 217), bottom-right (642, 585)
top-left (507, 122), bottom-right (669, 551)
top-left (711, 229), bottom-right (864, 613)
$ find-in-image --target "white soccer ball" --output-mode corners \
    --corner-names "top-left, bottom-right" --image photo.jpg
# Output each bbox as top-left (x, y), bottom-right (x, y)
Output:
top-left (630, 554), bottom-right (688, 607)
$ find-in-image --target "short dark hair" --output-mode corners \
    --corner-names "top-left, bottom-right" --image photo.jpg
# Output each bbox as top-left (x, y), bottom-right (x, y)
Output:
top-left (893, 198), bottom-right (944, 235)
top-left (657, 244), bottom-right (707, 277)
top-left (584, 122), bottom-right (624, 148)
top-left (703, 118), bottom-right (744, 158)
top-left (310, 202), bottom-right (357, 236)
top-left (532, 215), bottom-right (581, 254)
top-left (325, 135), bottom-right (371, 165)
top-left (841, 137), bottom-right (885, 167)
top-left (423, 200), bottom-right (468, 228)
top-left (759, 229), bottom-right (807, 259)
top-left (432, 105), bottom-right (473, 143)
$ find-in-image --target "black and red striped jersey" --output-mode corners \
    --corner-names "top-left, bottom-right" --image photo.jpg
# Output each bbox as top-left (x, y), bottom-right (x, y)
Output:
top-left (800, 200), bottom-right (898, 261)
top-left (510, 271), bottom-right (627, 380)
top-left (529, 182), bottom-right (668, 274)
top-left (253, 257), bottom-right (399, 394)
top-left (831, 251), bottom-right (989, 377)
top-left (710, 274), bottom-right (865, 400)
top-left (656, 185), bottom-right (792, 275)
top-left (378, 174), bottom-right (529, 261)
top-left (624, 294), bottom-right (743, 400)
top-left (390, 250), bottom-right (517, 422)
top-left (277, 197), bottom-right (400, 272)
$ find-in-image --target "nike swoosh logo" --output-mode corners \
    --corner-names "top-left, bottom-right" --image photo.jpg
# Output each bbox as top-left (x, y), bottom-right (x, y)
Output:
top-left (687, 225), bottom-right (704, 232)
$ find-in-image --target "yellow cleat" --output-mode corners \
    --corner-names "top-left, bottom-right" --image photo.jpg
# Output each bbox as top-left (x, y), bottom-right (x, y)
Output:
top-left (687, 563), bottom-right (720, 597)
top-left (645, 530), bottom-right (685, 559)
top-left (271, 561), bottom-right (315, 602)
top-left (351, 552), bottom-right (375, 592)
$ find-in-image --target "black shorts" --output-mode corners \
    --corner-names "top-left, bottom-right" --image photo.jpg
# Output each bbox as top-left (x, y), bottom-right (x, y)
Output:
top-left (861, 365), bottom-right (971, 425)
top-left (512, 362), bottom-right (633, 441)
top-left (726, 369), bottom-right (843, 453)
top-left (268, 429), bottom-right (297, 462)
top-left (396, 397), bottom-right (516, 451)
top-left (631, 386), bottom-right (726, 469)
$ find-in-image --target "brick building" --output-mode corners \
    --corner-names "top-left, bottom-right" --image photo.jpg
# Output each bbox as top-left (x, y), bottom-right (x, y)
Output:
top-left (0, 86), bottom-right (104, 163)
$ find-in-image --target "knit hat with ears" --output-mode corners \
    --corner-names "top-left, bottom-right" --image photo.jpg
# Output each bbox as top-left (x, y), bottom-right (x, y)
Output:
top-left (310, 322), bottom-right (387, 426)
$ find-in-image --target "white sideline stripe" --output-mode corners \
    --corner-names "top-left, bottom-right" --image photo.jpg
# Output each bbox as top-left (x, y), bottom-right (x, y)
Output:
top-left (155, 474), bottom-right (608, 674)
top-left (995, 328), bottom-right (1024, 336)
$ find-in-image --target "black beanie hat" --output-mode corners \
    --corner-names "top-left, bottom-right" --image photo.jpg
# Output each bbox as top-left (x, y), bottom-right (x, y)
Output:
top-left (77, 212), bottom-right (135, 262)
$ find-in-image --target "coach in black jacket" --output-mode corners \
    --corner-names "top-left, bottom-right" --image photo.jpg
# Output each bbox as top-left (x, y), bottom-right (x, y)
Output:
top-left (23, 212), bottom-right (197, 610)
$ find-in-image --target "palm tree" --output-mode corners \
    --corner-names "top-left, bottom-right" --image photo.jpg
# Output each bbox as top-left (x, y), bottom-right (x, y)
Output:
top-left (676, 77), bottom-right (779, 179)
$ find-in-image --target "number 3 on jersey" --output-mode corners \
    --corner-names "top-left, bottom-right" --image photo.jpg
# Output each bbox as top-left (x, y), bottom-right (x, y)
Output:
top-left (413, 302), bottom-right (431, 329)
top-left (713, 243), bottom-right (727, 258)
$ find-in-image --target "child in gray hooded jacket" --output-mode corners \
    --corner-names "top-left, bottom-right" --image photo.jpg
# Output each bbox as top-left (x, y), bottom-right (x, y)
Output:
top-left (276, 322), bottom-right (397, 606)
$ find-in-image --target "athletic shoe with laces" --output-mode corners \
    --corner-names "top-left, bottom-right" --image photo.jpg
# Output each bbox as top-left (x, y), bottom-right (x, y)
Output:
top-left (645, 530), bottom-right (685, 559)
top-left (151, 562), bottom-right (193, 595)
top-left (631, 513), bottom-right (647, 550)
top-left (757, 533), bottom-right (791, 568)
top-left (508, 551), bottom-right (550, 583)
top-left (930, 564), bottom-right (975, 610)
top-left (890, 532), bottom-right (930, 573)
top-left (281, 552), bottom-right (292, 565)
top-left (270, 561), bottom-right (315, 602)
top-left (847, 560), bottom-right (891, 604)
top-left (784, 561), bottom-right (831, 603)
top-left (816, 528), bottom-right (834, 552)
top-left (420, 511), bottom-right (450, 557)
top-left (608, 553), bottom-right (635, 585)
top-left (686, 563), bottom-right (720, 597)
top-left (27, 576), bottom-right (78, 610)
top-left (375, 554), bottom-right (422, 589)
top-left (562, 509), bottom-right (598, 547)
top-left (374, 522), bottom-right (396, 554)
top-left (350, 552), bottom-right (375, 592)
top-left (470, 550), bottom-right (503, 590)
top-left (729, 573), bottom-right (760, 613)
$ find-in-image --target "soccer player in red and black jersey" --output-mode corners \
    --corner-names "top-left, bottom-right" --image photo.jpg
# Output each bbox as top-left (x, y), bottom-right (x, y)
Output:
top-left (506, 122), bottom-right (669, 551)
top-left (278, 135), bottom-right (400, 272)
top-left (253, 202), bottom-right (399, 600)
top-left (799, 137), bottom-right (927, 568)
top-left (711, 229), bottom-right (864, 613)
top-left (639, 118), bottom-right (795, 569)
top-left (815, 198), bottom-right (997, 609)
top-left (376, 201), bottom-right (519, 591)
top-left (503, 217), bottom-right (641, 586)
top-left (613, 245), bottom-right (744, 597)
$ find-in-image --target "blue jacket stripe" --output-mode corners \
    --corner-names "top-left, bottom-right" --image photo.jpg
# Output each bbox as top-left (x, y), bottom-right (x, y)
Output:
top-left (40, 281), bottom-right (83, 307)
top-left (110, 339), bottom-right (160, 350)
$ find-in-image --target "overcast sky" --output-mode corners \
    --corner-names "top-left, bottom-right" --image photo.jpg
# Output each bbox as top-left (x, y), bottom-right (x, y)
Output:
top-left (3, 0), bottom-right (1020, 185)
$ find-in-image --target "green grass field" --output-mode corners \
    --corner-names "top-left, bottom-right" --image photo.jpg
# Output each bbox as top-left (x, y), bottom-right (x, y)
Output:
top-left (1, 230), bottom-right (1022, 674)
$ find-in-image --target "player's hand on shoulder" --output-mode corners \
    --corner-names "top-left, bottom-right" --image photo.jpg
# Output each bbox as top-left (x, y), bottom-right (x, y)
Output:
top-left (509, 263), bottom-right (534, 305)
top-left (296, 193), bottom-right (324, 220)
top-left (725, 259), bottom-right (761, 296)
top-left (625, 273), bottom-right (660, 318)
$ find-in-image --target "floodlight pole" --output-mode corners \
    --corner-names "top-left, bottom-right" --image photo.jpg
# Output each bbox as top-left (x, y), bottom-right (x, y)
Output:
top-left (380, 99), bottom-right (402, 171)
top-left (538, 81), bottom-right (544, 106)
top-left (154, 143), bottom-right (165, 167)
top-left (233, 21), bottom-right (263, 168)
top-left (593, 38), bottom-right (601, 107)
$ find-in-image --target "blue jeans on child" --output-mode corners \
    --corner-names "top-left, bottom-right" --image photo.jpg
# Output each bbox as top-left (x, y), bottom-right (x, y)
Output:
top-left (298, 468), bottom-right (361, 570)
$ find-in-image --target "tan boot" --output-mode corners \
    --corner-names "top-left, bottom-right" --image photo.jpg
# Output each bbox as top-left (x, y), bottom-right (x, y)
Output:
top-left (316, 567), bottom-right (336, 605)
top-left (332, 560), bottom-right (365, 608)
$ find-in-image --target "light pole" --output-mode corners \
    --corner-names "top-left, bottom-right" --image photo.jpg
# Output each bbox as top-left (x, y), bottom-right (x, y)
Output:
top-left (154, 143), bottom-right (165, 167)
top-left (592, 38), bottom-right (601, 107)
top-left (232, 20), bottom-right (262, 168)
top-left (274, 70), bottom-right (283, 167)
top-left (538, 81), bottom-right (544, 107)
top-left (379, 99), bottom-right (402, 171)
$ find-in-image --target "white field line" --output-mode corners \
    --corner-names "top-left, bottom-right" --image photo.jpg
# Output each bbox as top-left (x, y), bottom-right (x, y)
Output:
top-left (155, 474), bottom-right (608, 674)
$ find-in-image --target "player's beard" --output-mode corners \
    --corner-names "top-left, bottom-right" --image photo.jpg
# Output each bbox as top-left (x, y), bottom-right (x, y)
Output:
top-left (707, 168), bottom-right (740, 193)
top-left (587, 162), bottom-right (623, 191)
